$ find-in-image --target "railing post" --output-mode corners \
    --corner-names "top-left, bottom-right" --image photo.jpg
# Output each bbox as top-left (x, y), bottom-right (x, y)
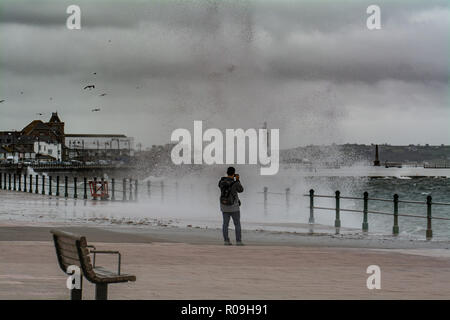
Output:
top-left (83, 177), bottom-right (87, 200)
top-left (64, 176), bottom-right (68, 198)
top-left (56, 176), bottom-right (60, 196)
top-left (111, 178), bottom-right (115, 201)
top-left (335, 190), bottom-right (341, 234)
top-left (147, 180), bottom-right (151, 198)
top-left (426, 195), bottom-right (433, 240)
top-left (101, 178), bottom-right (105, 201)
top-left (263, 187), bottom-right (268, 215)
top-left (93, 177), bottom-right (97, 200)
top-left (285, 188), bottom-right (290, 211)
top-left (309, 189), bottom-right (315, 224)
top-left (49, 176), bottom-right (52, 195)
top-left (13, 174), bottom-right (16, 191)
top-left (29, 175), bottom-right (32, 193)
top-left (160, 181), bottom-right (164, 203)
top-left (362, 191), bottom-right (369, 232)
top-left (35, 175), bottom-right (39, 194)
top-left (393, 194), bottom-right (399, 235)
top-left (129, 178), bottom-right (133, 201)
top-left (42, 175), bottom-right (45, 195)
top-left (23, 174), bottom-right (27, 192)
top-left (0, 173), bottom-right (2, 189)
top-left (8, 173), bottom-right (11, 190)
top-left (73, 177), bottom-right (78, 199)
top-left (135, 179), bottom-right (138, 202)
top-left (18, 174), bottom-right (21, 191)
top-left (122, 178), bottom-right (127, 201)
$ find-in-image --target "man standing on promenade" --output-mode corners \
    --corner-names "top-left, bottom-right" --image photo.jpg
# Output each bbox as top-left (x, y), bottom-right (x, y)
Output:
top-left (218, 167), bottom-right (244, 246)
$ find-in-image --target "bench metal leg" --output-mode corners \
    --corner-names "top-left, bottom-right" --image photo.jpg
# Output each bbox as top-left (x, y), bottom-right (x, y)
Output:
top-left (70, 276), bottom-right (82, 300)
top-left (71, 288), bottom-right (82, 300)
top-left (95, 283), bottom-right (108, 300)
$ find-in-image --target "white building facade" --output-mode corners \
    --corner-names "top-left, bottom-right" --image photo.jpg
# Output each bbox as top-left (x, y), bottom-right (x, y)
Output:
top-left (34, 141), bottom-right (62, 161)
top-left (65, 134), bottom-right (134, 159)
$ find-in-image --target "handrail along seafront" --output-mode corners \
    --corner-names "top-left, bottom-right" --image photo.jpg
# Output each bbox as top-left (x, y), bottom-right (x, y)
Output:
top-left (305, 189), bottom-right (450, 239)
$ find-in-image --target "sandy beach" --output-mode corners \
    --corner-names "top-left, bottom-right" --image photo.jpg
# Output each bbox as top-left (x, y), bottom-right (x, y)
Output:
top-left (0, 222), bottom-right (449, 300)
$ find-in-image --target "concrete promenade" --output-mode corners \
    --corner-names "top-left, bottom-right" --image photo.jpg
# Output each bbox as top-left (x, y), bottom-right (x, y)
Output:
top-left (0, 224), bottom-right (449, 299)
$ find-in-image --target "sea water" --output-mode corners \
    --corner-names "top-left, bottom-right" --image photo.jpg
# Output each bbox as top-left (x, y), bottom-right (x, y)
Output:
top-left (0, 166), bottom-right (449, 240)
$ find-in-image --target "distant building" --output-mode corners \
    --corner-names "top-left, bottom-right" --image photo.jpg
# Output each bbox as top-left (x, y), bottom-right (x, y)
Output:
top-left (1, 112), bottom-right (133, 163)
top-left (0, 113), bottom-right (64, 163)
top-left (34, 139), bottom-right (62, 161)
top-left (65, 134), bottom-right (134, 160)
top-left (0, 137), bottom-right (62, 162)
top-left (20, 112), bottom-right (65, 145)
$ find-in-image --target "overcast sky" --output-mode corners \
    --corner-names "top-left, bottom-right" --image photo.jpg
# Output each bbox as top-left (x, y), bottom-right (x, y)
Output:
top-left (0, 0), bottom-right (448, 148)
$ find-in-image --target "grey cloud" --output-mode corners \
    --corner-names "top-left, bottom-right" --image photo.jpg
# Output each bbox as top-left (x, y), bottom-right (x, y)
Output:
top-left (0, 0), bottom-right (448, 147)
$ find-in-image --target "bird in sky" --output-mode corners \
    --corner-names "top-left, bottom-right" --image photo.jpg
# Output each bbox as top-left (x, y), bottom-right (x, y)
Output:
top-left (99, 93), bottom-right (107, 97)
top-left (0, 100), bottom-right (5, 103)
top-left (20, 91), bottom-right (24, 95)
top-left (93, 72), bottom-right (97, 75)
top-left (84, 85), bottom-right (95, 90)
top-left (36, 113), bottom-right (43, 116)
top-left (91, 108), bottom-right (101, 112)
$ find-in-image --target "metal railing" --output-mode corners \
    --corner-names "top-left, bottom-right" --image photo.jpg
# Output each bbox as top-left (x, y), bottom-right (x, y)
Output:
top-left (304, 189), bottom-right (450, 240)
top-left (1, 171), bottom-right (449, 239)
top-left (0, 171), bottom-right (178, 203)
top-left (0, 163), bottom-right (136, 170)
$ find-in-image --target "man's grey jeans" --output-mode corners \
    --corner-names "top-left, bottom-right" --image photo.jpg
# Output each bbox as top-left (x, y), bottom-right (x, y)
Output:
top-left (222, 211), bottom-right (241, 242)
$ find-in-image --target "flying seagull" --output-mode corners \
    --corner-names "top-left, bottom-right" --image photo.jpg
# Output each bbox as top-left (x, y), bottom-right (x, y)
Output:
top-left (0, 100), bottom-right (5, 103)
top-left (99, 93), bottom-right (107, 97)
top-left (83, 85), bottom-right (95, 90)
top-left (36, 113), bottom-right (43, 116)
top-left (91, 108), bottom-right (101, 112)
top-left (93, 72), bottom-right (97, 75)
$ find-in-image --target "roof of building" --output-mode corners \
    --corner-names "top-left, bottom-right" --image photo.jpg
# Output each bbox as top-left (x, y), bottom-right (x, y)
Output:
top-left (21, 120), bottom-right (44, 135)
top-left (20, 119), bottom-right (62, 142)
top-left (0, 144), bottom-right (34, 153)
top-left (49, 112), bottom-right (62, 123)
top-left (65, 134), bottom-right (127, 138)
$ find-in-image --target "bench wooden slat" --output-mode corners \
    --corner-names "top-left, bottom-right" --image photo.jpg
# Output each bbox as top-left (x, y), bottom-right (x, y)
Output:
top-left (61, 251), bottom-right (80, 262)
top-left (55, 236), bottom-right (79, 248)
top-left (56, 242), bottom-right (79, 256)
top-left (60, 254), bottom-right (81, 267)
top-left (93, 267), bottom-right (136, 283)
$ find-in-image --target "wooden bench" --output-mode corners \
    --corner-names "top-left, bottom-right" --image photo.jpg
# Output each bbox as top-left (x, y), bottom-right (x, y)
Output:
top-left (50, 229), bottom-right (136, 300)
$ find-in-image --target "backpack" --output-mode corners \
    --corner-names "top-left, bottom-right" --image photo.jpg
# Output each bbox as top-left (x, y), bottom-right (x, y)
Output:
top-left (219, 180), bottom-right (235, 206)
